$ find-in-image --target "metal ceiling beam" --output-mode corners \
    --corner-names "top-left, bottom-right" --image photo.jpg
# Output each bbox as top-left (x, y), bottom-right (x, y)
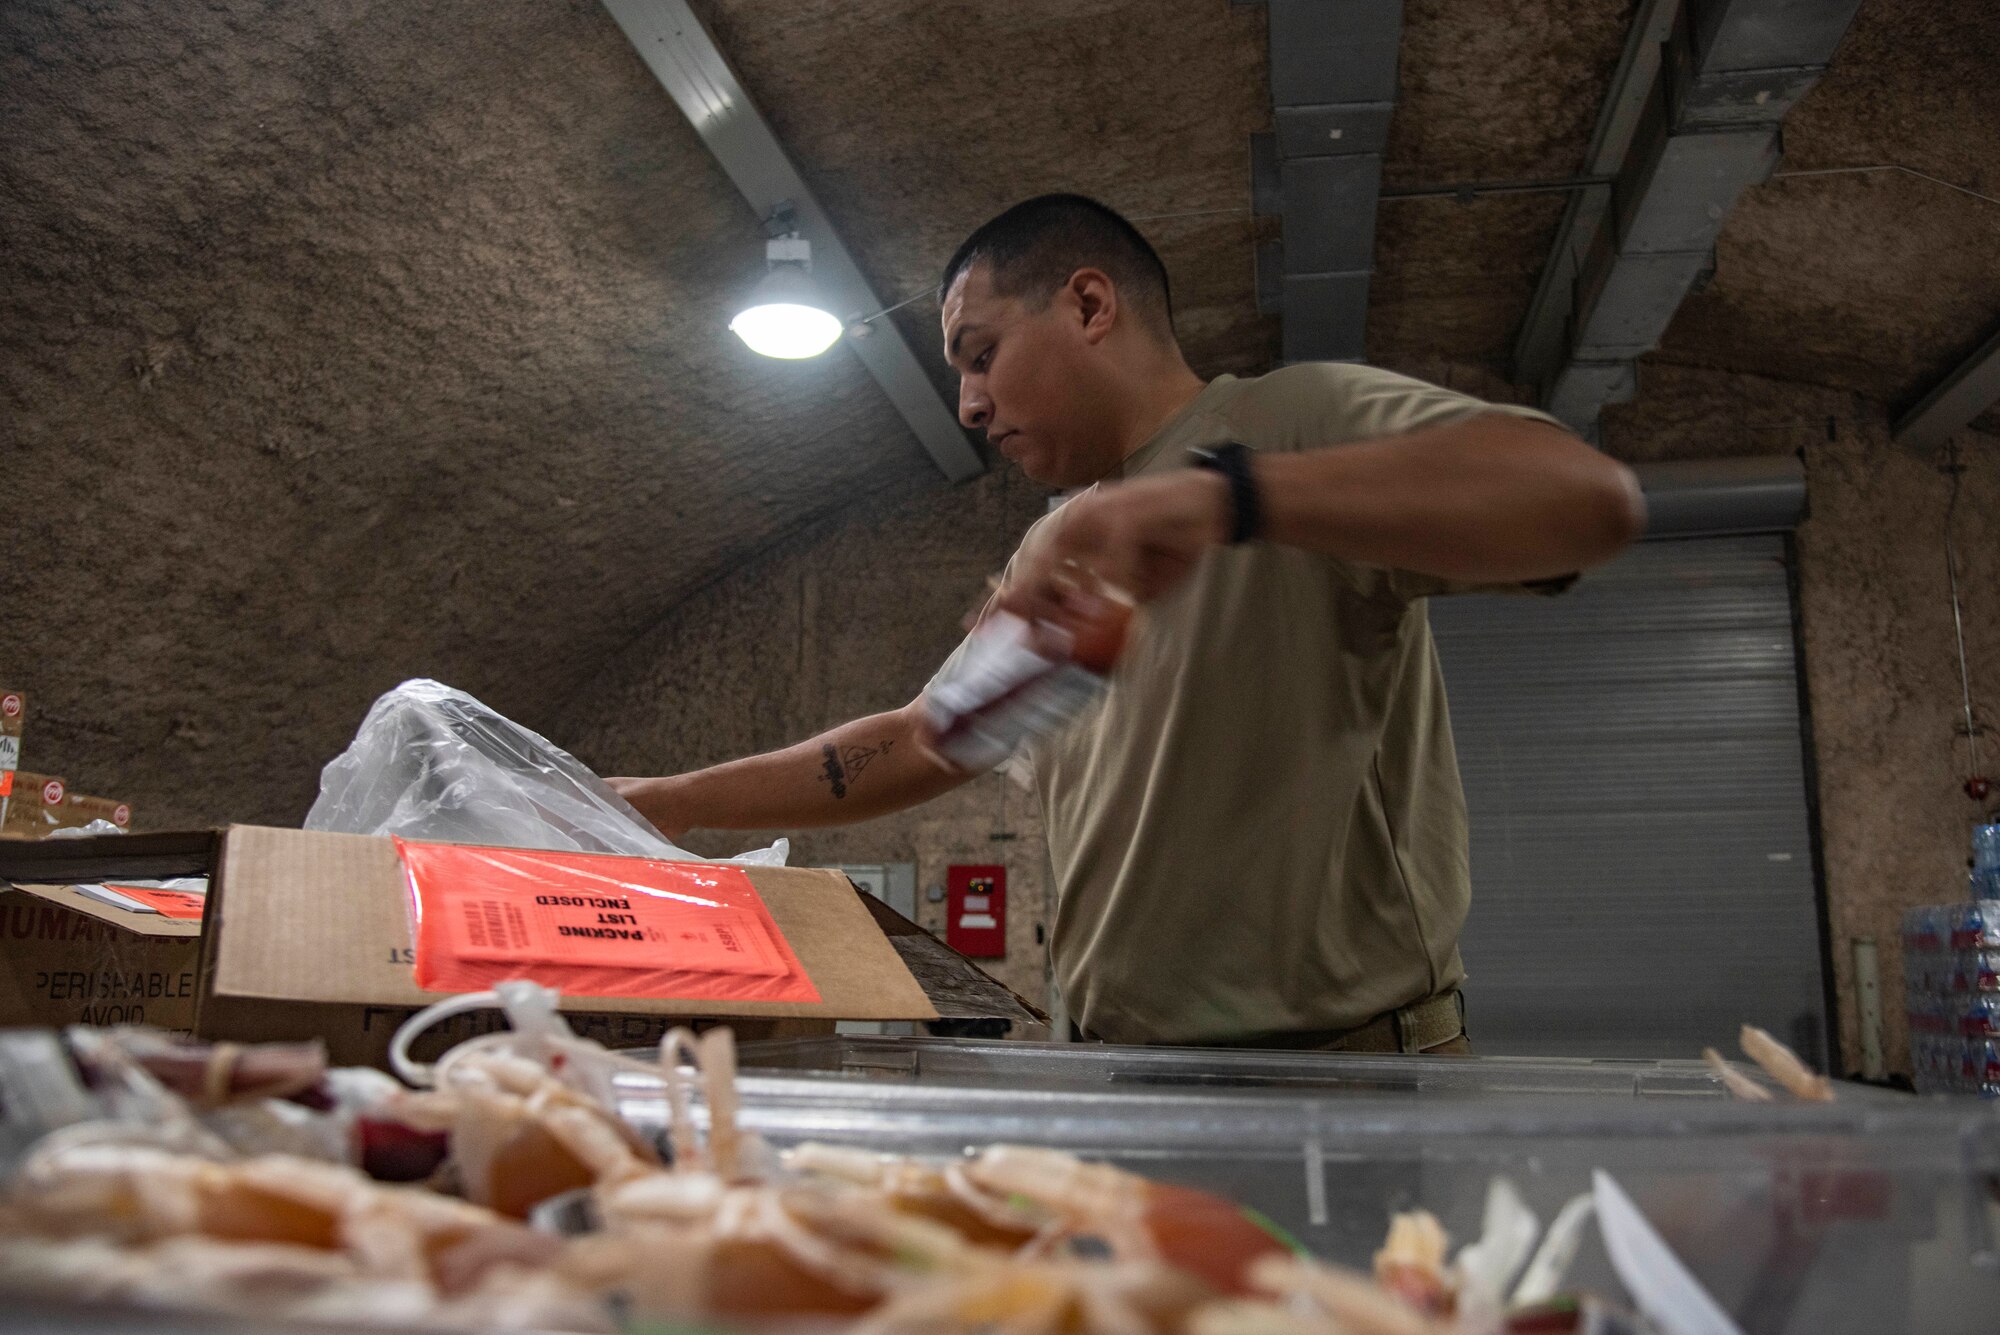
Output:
top-left (600, 0), bottom-right (984, 483)
top-left (1248, 0), bottom-right (1403, 364)
top-left (1513, 0), bottom-right (1865, 439)
top-left (1515, 0), bottom-right (1681, 424)
top-left (1893, 322), bottom-right (2000, 451)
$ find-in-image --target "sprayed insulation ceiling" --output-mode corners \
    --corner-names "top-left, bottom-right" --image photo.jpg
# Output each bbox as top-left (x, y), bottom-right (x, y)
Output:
top-left (2, 0), bottom-right (1995, 827)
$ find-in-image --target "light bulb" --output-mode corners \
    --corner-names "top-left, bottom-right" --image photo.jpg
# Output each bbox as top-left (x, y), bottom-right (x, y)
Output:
top-left (729, 301), bottom-right (843, 359)
top-left (730, 237), bottom-right (843, 359)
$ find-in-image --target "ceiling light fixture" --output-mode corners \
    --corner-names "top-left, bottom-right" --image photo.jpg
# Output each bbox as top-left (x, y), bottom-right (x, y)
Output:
top-left (729, 230), bottom-right (842, 360)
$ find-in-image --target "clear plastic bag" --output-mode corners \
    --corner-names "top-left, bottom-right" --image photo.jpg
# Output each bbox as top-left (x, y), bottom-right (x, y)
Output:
top-left (45, 819), bottom-right (130, 840)
top-left (305, 679), bottom-right (786, 866)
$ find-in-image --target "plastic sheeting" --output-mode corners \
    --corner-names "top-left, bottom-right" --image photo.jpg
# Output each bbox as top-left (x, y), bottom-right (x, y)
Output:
top-left (305, 679), bottom-right (786, 866)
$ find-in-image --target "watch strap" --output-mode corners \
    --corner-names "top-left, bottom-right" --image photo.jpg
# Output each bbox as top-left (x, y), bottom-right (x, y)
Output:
top-left (1188, 442), bottom-right (1263, 545)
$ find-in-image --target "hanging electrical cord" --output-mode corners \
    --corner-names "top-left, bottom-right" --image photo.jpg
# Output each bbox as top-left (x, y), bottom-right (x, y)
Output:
top-left (1942, 438), bottom-right (1990, 802)
top-left (1772, 163), bottom-right (2000, 210)
top-left (843, 286), bottom-right (941, 338)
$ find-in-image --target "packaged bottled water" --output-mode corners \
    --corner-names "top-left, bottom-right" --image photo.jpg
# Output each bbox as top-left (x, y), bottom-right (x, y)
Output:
top-left (1903, 827), bottom-right (2000, 1092)
top-left (1973, 823), bottom-right (2000, 898)
top-left (1951, 900), bottom-right (2000, 951)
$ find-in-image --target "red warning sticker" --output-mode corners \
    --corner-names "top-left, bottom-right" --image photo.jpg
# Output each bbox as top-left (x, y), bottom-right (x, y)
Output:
top-left (396, 839), bottom-right (820, 1004)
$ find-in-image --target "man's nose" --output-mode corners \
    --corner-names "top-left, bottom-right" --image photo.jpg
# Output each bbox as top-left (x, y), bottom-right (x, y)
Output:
top-left (958, 384), bottom-right (991, 431)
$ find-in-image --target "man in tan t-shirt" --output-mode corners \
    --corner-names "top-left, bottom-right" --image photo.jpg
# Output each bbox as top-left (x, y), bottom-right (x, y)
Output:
top-left (613, 195), bottom-right (1643, 1051)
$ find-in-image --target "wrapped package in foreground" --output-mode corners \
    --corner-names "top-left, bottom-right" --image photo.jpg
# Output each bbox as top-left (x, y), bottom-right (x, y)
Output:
top-left (0, 994), bottom-right (1712, 1335)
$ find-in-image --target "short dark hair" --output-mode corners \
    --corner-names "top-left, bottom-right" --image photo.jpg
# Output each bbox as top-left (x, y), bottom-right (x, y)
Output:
top-left (942, 194), bottom-right (1174, 337)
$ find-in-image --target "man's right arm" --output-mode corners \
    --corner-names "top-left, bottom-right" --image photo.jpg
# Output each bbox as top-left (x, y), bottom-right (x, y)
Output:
top-left (608, 699), bottom-right (971, 841)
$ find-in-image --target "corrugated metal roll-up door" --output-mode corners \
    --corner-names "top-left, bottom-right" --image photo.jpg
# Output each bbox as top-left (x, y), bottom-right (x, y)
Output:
top-left (1428, 534), bottom-right (1829, 1064)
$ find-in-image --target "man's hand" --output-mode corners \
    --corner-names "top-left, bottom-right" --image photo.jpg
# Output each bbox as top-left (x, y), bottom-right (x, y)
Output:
top-left (998, 469), bottom-right (1230, 623)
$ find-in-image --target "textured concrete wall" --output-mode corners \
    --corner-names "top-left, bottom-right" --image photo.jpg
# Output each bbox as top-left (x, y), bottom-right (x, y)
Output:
top-left (562, 360), bottom-right (2000, 1071)
top-left (555, 466), bottom-right (1059, 1028)
top-left (0, 0), bottom-right (1273, 832)
top-left (1606, 364), bottom-right (2000, 1077)
top-left (1802, 420), bottom-right (1999, 1078)
top-left (7, 0), bottom-right (1991, 844)
top-left (0, 0), bottom-right (947, 829)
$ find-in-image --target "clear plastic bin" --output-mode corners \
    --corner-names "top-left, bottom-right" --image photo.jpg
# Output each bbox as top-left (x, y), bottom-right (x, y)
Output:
top-left (607, 1058), bottom-right (2000, 1333)
top-left (733, 1033), bottom-right (1899, 1101)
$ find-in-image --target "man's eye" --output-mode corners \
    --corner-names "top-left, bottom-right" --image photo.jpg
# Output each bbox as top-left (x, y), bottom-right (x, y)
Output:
top-left (972, 347), bottom-right (993, 372)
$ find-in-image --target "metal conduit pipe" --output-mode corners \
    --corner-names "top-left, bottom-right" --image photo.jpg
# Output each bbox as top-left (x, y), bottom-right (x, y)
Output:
top-left (1634, 454), bottom-right (1806, 539)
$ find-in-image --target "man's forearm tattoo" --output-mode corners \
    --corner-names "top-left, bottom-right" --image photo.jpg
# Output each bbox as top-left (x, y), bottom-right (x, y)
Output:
top-left (817, 739), bottom-right (895, 800)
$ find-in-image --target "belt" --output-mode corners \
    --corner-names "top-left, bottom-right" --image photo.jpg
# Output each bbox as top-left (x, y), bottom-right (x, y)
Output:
top-left (1204, 990), bottom-right (1466, 1053)
top-left (1070, 990), bottom-right (1466, 1053)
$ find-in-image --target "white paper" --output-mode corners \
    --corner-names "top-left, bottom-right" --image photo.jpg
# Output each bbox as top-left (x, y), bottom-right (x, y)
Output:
top-left (1593, 1169), bottom-right (1744, 1335)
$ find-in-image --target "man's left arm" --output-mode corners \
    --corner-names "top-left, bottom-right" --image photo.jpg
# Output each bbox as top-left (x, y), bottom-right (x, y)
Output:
top-left (1256, 412), bottom-right (1644, 586)
top-left (1000, 414), bottom-right (1644, 617)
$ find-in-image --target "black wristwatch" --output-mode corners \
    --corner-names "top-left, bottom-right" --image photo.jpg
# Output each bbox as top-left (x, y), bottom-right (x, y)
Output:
top-left (1187, 442), bottom-right (1264, 545)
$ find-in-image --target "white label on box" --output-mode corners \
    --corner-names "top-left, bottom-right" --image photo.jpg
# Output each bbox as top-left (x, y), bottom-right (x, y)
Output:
top-left (0, 735), bottom-right (18, 770)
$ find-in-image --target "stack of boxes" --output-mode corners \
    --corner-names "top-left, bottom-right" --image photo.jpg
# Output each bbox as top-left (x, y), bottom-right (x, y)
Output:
top-left (2, 776), bottom-right (135, 837)
top-left (1904, 823), bottom-right (2000, 1097)
top-left (0, 689), bottom-right (135, 839)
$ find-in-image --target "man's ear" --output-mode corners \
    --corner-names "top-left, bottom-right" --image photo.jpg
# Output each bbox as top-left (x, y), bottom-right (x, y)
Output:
top-left (1067, 268), bottom-right (1119, 346)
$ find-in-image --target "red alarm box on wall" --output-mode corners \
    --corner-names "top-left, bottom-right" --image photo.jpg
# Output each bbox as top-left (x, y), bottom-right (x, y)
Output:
top-left (945, 864), bottom-right (1006, 958)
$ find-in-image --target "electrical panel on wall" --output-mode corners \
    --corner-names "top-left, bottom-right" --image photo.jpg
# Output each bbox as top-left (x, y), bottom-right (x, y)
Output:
top-left (946, 864), bottom-right (1006, 958)
top-left (832, 864), bottom-right (917, 922)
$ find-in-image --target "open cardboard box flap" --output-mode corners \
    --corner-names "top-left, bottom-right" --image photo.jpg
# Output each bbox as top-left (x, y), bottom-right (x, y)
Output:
top-left (0, 826), bottom-right (1042, 1027)
top-left (5, 882), bottom-right (202, 938)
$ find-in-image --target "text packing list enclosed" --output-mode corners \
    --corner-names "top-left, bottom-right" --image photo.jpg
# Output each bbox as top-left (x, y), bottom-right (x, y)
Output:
top-left (397, 839), bottom-right (821, 1004)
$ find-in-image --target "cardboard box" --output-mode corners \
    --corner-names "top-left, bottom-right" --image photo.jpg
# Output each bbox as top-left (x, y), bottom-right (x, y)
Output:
top-left (0, 882), bottom-right (201, 1031)
top-left (0, 688), bottom-right (22, 781)
top-left (0, 826), bottom-right (1040, 1068)
top-left (1, 772), bottom-right (68, 839)
top-left (0, 773), bottom-right (135, 839)
top-left (62, 790), bottom-right (134, 832)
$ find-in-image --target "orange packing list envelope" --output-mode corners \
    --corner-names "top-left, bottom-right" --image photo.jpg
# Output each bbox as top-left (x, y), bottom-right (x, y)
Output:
top-left (396, 838), bottom-right (821, 1004)
top-left (106, 885), bottom-right (208, 921)
top-left (440, 884), bottom-right (790, 976)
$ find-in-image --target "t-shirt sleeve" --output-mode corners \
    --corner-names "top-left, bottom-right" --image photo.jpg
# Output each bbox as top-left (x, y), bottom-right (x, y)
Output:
top-left (1282, 362), bottom-right (1564, 442)
top-left (1234, 363), bottom-right (1577, 606)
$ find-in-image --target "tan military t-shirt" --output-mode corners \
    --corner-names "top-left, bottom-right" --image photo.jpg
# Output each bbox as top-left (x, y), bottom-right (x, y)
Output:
top-left (952, 363), bottom-right (1565, 1046)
